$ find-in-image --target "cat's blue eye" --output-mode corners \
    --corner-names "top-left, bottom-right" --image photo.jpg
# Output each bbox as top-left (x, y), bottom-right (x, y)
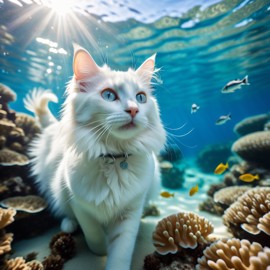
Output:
top-left (136, 92), bottom-right (147, 103)
top-left (101, 89), bottom-right (117, 102)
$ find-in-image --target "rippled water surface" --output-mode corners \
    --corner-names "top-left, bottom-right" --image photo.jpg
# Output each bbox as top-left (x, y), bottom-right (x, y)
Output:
top-left (1, 0), bottom-right (270, 156)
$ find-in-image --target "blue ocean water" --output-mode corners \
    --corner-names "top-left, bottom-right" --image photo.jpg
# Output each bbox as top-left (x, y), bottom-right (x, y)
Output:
top-left (1, 0), bottom-right (270, 158)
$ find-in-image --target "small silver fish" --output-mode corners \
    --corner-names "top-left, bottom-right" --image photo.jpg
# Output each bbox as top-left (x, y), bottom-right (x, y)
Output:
top-left (191, 103), bottom-right (200, 114)
top-left (216, 113), bottom-right (231, 125)
top-left (221, 75), bottom-right (249, 93)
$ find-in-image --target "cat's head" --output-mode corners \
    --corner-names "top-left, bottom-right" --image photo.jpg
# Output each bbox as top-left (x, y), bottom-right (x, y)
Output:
top-left (63, 45), bottom-right (166, 158)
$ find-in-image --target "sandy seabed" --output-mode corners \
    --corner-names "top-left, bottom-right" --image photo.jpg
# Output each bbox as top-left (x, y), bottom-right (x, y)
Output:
top-left (12, 167), bottom-right (231, 270)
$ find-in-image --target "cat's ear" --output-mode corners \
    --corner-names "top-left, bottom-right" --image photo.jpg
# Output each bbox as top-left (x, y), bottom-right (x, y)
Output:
top-left (73, 44), bottom-right (100, 81)
top-left (136, 54), bottom-right (156, 85)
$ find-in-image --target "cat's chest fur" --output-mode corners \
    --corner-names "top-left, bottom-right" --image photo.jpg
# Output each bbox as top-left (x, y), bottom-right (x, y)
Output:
top-left (63, 150), bottom-right (155, 223)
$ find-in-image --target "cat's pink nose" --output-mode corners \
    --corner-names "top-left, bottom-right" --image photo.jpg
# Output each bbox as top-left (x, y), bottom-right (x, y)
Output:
top-left (125, 107), bottom-right (139, 118)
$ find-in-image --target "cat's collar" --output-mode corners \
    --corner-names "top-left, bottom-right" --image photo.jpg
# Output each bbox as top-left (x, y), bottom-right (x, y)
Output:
top-left (99, 153), bottom-right (132, 170)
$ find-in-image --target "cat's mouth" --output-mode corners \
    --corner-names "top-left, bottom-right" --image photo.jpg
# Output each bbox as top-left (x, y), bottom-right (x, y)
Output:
top-left (119, 121), bottom-right (136, 130)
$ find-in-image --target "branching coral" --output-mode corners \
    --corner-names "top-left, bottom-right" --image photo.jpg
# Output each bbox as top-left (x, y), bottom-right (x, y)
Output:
top-left (2, 257), bottom-right (30, 270)
top-left (0, 232), bottom-right (13, 256)
top-left (196, 238), bottom-right (270, 270)
top-left (26, 260), bottom-right (44, 270)
top-left (223, 187), bottom-right (270, 245)
top-left (0, 207), bottom-right (16, 229)
top-left (152, 212), bottom-right (214, 255)
top-left (0, 207), bottom-right (16, 257)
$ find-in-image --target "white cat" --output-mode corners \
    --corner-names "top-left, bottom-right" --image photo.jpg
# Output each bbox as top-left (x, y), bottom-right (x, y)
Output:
top-left (24, 45), bottom-right (166, 270)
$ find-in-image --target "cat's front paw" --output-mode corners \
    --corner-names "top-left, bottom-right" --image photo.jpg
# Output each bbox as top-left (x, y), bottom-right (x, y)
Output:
top-left (61, 217), bottom-right (78, 233)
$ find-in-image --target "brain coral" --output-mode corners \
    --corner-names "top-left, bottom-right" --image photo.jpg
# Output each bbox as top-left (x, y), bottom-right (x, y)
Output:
top-left (231, 131), bottom-right (270, 165)
top-left (152, 212), bottom-right (214, 255)
top-left (213, 186), bottom-right (251, 207)
top-left (196, 238), bottom-right (270, 270)
top-left (233, 113), bottom-right (270, 136)
top-left (223, 187), bottom-right (270, 245)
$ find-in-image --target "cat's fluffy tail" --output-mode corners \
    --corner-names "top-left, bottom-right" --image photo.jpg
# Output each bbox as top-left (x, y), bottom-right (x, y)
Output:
top-left (24, 88), bottom-right (58, 128)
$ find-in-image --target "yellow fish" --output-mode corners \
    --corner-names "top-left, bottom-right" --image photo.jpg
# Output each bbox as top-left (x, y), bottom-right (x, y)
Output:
top-left (214, 162), bottom-right (229, 174)
top-left (189, 184), bottom-right (199, 196)
top-left (239, 173), bottom-right (259, 183)
top-left (160, 191), bottom-right (174, 198)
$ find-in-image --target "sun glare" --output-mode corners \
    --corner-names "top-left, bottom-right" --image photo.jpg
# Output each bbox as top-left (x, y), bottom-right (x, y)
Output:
top-left (46, 0), bottom-right (75, 16)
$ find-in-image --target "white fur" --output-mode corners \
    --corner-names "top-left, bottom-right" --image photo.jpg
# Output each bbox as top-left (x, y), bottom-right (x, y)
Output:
top-left (25, 46), bottom-right (166, 270)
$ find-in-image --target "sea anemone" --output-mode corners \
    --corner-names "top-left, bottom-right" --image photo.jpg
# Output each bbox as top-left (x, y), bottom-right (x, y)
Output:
top-left (152, 212), bottom-right (214, 255)
top-left (196, 238), bottom-right (270, 270)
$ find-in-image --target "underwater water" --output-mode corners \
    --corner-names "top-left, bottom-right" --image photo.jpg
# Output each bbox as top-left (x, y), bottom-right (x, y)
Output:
top-left (1, 0), bottom-right (270, 158)
top-left (1, 1), bottom-right (270, 270)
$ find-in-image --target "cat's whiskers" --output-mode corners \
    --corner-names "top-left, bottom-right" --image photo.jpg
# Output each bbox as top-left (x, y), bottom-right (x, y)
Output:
top-left (145, 122), bottom-right (193, 154)
top-left (163, 122), bottom-right (187, 131)
top-left (94, 123), bottom-right (111, 146)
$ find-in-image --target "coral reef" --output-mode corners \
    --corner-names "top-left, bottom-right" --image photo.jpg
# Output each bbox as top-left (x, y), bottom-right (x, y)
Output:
top-left (160, 161), bottom-right (185, 189)
top-left (42, 255), bottom-right (64, 270)
top-left (196, 143), bottom-right (232, 173)
top-left (0, 207), bottom-right (16, 266)
top-left (0, 207), bottom-right (16, 229)
top-left (144, 212), bottom-right (216, 270)
top-left (0, 232), bottom-right (13, 256)
top-left (15, 113), bottom-right (40, 147)
top-left (26, 260), bottom-right (44, 270)
top-left (0, 83), bottom-right (41, 201)
top-left (223, 187), bottom-right (270, 246)
top-left (265, 121), bottom-right (270, 131)
top-left (142, 204), bottom-right (160, 218)
top-left (199, 197), bottom-right (225, 216)
top-left (2, 257), bottom-right (29, 270)
top-left (49, 232), bottom-right (76, 261)
top-left (233, 113), bottom-right (270, 137)
top-left (199, 186), bottom-right (251, 217)
top-left (0, 195), bottom-right (48, 213)
top-left (159, 144), bottom-right (182, 163)
top-left (0, 148), bottom-right (29, 166)
top-left (152, 212), bottom-right (214, 255)
top-left (0, 83), bottom-right (56, 239)
top-left (3, 257), bottom-right (44, 270)
top-left (232, 131), bottom-right (270, 166)
top-left (0, 83), bottom-right (16, 120)
top-left (158, 144), bottom-right (185, 189)
top-left (213, 186), bottom-right (251, 208)
top-left (196, 238), bottom-right (270, 270)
